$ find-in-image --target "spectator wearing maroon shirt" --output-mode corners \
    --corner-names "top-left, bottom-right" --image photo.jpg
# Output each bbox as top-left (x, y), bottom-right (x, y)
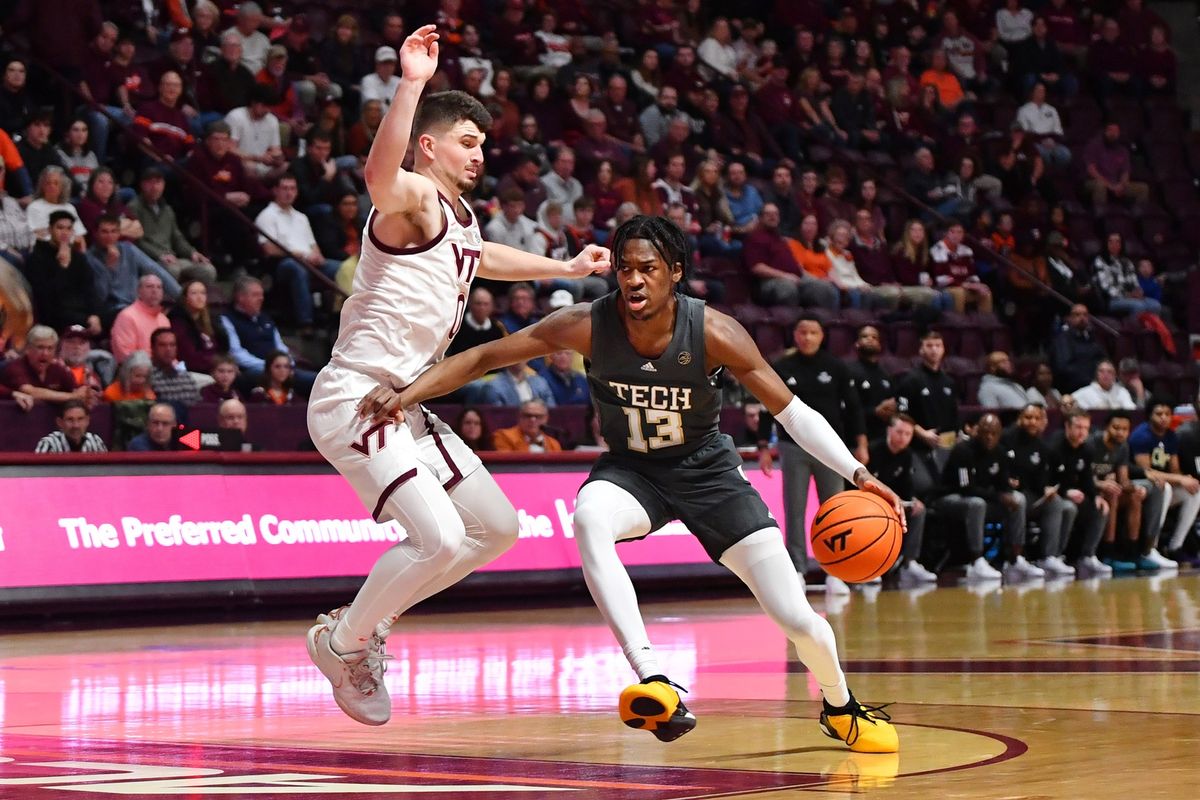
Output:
top-left (1141, 25), bottom-right (1177, 97)
top-left (598, 75), bottom-right (639, 145)
top-left (78, 23), bottom-right (125, 164)
top-left (133, 71), bottom-right (195, 163)
top-left (1088, 19), bottom-right (1138, 97)
top-left (1117, 0), bottom-right (1165, 49)
top-left (648, 115), bottom-right (703, 182)
top-left (663, 45), bottom-right (707, 110)
top-left (2, 325), bottom-right (88, 407)
top-left (108, 34), bottom-right (155, 116)
top-left (931, 221), bottom-right (992, 313)
top-left (743, 203), bottom-right (839, 309)
top-left (815, 168), bottom-right (856, 233)
top-left (584, 160), bottom-right (624, 232)
top-left (754, 58), bottom-right (800, 157)
top-left (1082, 122), bottom-right (1149, 212)
top-left (150, 30), bottom-right (203, 113)
top-left (185, 120), bottom-right (264, 262)
top-left (719, 84), bottom-right (788, 177)
top-left (575, 111), bottom-right (630, 184)
top-left (850, 209), bottom-right (894, 288)
top-left (890, 219), bottom-right (946, 308)
top-left (495, 155), bottom-right (548, 222)
top-left (168, 279), bottom-right (228, 375)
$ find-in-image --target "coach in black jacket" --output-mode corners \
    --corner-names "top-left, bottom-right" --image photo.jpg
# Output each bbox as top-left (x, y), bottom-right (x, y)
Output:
top-left (760, 316), bottom-right (866, 576)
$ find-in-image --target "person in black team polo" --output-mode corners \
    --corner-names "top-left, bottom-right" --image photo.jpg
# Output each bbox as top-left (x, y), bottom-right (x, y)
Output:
top-left (895, 330), bottom-right (959, 468)
top-left (1003, 403), bottom-right (1078, 577)
top-left (868, 413), bottom-right (938, 585)
top-left (759, 316), bottom-right (866, 585)
top-left (847, 324), bottom-right (896, 443)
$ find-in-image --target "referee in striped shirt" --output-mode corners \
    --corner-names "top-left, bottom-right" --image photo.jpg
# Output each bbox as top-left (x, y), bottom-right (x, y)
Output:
top-left (33, 400), bottom-right (108, 453)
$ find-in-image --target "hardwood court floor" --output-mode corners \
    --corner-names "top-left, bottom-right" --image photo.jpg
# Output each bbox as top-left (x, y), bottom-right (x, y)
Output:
top-left (1, 574), bottom-right (1197, 798)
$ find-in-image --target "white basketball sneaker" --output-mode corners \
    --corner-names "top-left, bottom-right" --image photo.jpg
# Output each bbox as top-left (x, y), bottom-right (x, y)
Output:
top-left (1037, 556), bottom-right (1076, 577)
top-left (825, 576), bottom-right (852, 596)
top-left (1144, 549), bottom-right (1179, 571)
top-left (1003, 555), bottom-right (1045, 580)
top-left (900, 560), bottom-right (938, 584)
top-left (965, 556), bottom-right (1002, 581)
top-left (306, 609), bottom-right (392, 726)
top-left (1077, 555), bottom-right (1114, 577)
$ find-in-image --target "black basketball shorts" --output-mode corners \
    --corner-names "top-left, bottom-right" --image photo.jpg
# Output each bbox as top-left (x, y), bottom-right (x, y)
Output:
top-left (582, 434), bottom-right (777, 562)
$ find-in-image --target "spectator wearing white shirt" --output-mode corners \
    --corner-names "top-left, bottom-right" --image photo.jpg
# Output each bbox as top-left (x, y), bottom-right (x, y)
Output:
top-left (533, 12), bottom-right (572, 69)
top-left (361, 47), bottom-right (402, 113)
top-left (996, 0), bottom-right (1034, 45)
top-left (1016, 82), bottom-right (1070, 167)
top-left (253, 174), bottom-right (340, 328)
top-left (224, 84), bottom-right (285, 179)
top-left (484, 189), bottom-right (544, 255)
top-left (697, 18), bottom-right (738, 81)
top-left (540, 147), bottom-right (583, 224)
top-left (229, 2), bottom-right (272, 76)
top-left (1073, 361), bottom-right (1138, 410)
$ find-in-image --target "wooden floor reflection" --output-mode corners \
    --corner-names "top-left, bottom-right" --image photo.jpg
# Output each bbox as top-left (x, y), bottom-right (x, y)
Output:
top-left (1, 574), bottom-right (1197, 798)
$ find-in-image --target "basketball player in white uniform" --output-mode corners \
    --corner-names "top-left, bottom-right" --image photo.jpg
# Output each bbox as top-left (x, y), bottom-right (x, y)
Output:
top-left (305, 24), bottom-right (610, 726)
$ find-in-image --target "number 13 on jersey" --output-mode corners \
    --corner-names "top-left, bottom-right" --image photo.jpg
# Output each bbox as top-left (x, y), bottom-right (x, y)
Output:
top-left (622, 407), bottom-right (684, 452)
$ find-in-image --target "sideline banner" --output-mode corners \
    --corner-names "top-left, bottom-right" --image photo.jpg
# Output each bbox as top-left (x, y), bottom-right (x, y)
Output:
top-left (0, 470), bottom-right (811, 589)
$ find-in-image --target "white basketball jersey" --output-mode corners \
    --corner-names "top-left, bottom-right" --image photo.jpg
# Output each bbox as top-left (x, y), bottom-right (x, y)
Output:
top-left (330, 193), bottom-right (483, 387)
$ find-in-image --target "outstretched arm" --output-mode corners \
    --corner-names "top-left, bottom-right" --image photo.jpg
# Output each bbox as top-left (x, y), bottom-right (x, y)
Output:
top-left (478, 241), bottom-right (612, 282)
top-left (363, 25), bottom-right (440, 217)
top-left (358, 304), bottom-right (594, 422)
top-left (704, 308), bottom-right (905, 524)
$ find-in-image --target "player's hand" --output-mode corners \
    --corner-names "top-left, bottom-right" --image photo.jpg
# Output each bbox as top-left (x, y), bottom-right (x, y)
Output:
top-left (757, 447), bottom-right (773, 477)
top-left (356, 384), bottom-right (405, 425)
top-left (853, 468), bottom-right (907, 532)
top-left (399, 24), bottom-right (440, 84)
top-left (567, 244), bottom-right (611, 278)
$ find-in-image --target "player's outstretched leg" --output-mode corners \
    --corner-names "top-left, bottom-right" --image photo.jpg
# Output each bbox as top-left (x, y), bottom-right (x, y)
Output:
top-left (720, 528), bottom-right (898, 753)
top-left (385, 468), bottom-right (520, 617)
top-left (574, 480), bottom-right (695, 742)
top-left (308, 464), bottom-right (466, 725)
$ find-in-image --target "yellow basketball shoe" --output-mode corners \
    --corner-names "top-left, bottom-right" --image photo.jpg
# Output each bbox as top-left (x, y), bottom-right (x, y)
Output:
top-left (618, 675), bottom-right (697, 742)
top-left (818, 693), bottom-right (899, 753)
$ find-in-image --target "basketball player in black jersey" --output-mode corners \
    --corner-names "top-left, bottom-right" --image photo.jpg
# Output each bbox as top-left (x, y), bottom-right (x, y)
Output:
top-left (360, 216), bottom-right (905, 753)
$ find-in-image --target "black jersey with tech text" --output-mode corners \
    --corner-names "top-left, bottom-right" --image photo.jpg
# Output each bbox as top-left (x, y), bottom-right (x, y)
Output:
top-left (587, 291), bottom-right (721, 459)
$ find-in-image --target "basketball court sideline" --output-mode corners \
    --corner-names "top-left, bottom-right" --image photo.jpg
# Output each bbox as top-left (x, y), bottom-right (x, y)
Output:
top-left (1, 575), bottom-right (1197, 799)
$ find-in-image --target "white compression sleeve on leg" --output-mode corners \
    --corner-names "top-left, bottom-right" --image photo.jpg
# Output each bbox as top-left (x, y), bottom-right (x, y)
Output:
top-left (719, 528), bottom-right (850, 706)
top-left (773, 396), bottom-right (865, 483)
top-left (573, 480), bottom-right (660, 680)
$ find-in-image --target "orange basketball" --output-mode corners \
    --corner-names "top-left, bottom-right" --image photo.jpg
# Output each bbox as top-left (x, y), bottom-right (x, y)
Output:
top-left (810, 490), bottom-right (902, 582)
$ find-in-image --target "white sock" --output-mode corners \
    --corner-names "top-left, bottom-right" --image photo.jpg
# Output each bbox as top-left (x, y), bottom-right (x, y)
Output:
top-left (624, 643), bottom-right (661, 681)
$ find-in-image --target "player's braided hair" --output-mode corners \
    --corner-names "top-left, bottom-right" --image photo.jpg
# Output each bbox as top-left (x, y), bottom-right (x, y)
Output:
top-left (413, 90), bottom-right (493, 135)
top-left (610, 215), bottom-right (691, 291)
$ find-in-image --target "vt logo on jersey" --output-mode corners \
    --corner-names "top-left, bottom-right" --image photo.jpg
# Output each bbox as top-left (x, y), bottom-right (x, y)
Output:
top-left (451, 243), bottom-right (482, 284)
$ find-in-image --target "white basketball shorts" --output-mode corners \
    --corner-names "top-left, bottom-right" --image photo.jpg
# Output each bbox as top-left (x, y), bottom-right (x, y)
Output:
top-left (307, 363), bottom-right (483, 522)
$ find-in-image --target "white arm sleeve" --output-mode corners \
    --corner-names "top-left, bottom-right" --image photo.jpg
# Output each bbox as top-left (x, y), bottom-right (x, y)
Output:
top-left (774, 396), bottom-right (866, 483)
